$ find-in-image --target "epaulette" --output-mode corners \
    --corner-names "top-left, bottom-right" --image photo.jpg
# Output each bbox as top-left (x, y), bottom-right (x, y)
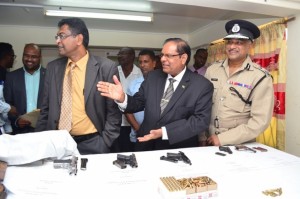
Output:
top-left (252, 64), bottom-right (271, 77)
top-left (211, 60), bottom-right (225, 67)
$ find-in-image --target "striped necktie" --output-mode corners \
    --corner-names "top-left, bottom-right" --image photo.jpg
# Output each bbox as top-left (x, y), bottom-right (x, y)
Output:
top-left (58, 62), bottom-right (75, 132)
top-left (160, 78), bottom-right (176, 114)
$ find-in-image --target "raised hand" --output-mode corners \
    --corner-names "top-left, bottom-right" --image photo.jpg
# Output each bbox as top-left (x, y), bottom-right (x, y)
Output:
top-left (97, 75), bottom-right (125, 103)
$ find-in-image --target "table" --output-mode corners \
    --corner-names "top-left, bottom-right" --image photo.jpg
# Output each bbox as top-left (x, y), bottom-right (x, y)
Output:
top-left (3, 143), bottom-right (300, 199)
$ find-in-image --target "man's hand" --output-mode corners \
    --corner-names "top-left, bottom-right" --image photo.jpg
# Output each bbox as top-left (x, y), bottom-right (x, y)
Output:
top-left (207, 134), bottom-right (221, 146)
top-left (17, 118), bottom-right (31, 128)
top-left (137, 129), bottom-right (163, 142)
top-left (97, 75), bottom-right (125, 103)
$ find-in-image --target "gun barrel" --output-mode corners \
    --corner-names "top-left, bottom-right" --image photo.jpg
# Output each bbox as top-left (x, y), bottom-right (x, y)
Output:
top-left (179, 151), bottom-right (192, 165)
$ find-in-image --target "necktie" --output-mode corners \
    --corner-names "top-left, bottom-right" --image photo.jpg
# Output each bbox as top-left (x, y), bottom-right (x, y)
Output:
top-left (160, 78), bottom-right (176, 114)
top-left (58, 62), bottom-right (75, 132)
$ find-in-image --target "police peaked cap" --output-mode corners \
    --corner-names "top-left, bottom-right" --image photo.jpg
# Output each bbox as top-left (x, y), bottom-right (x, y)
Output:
top-left (224, 19), bottom-right (260, 41)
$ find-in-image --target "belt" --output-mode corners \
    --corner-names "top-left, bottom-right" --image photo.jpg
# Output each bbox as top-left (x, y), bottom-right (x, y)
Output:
top-left (72, 132), bottom-right (99, 143)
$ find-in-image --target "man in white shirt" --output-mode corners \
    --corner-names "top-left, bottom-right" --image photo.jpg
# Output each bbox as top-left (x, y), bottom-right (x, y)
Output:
top-left (113, 47), bottom-right (143, 152)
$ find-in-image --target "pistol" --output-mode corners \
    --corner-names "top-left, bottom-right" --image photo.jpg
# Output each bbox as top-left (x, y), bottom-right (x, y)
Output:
top-left (53, 156), bottom-right (78, 175)
top-left (235, 145), bottom-right (256, 153)
top-left (179, 151), bottom-right (192, 165)
top-left (219, 146), bottom-right (233, 154)
top-left (115, 153), bottom-right (138, 168)
top-left (164, 151), bottom-right (192, 165)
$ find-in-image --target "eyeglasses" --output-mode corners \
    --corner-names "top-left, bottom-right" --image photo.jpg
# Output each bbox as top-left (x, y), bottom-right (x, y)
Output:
top-left (55, 34), bottom-right (74, 41)
top-left (159, 53), bottom-right (183, 59)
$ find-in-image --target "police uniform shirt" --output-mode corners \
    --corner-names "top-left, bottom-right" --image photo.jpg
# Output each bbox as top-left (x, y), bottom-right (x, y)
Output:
top-left (205, 56), bottom-right (274, 145)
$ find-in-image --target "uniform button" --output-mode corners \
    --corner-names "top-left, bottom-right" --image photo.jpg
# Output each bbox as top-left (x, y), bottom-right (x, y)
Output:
top-left (220, 97), bottom-right (225, 101)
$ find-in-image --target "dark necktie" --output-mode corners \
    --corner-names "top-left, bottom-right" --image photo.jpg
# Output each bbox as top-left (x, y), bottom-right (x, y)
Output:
top-left (58, 62), bottom-right (75, 132)
top-left (160, 78), bottom-right (176, 114)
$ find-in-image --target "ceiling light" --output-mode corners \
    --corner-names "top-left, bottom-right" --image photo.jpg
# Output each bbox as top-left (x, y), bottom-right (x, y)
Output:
top-left (44, 8), bottom-right (153, 22)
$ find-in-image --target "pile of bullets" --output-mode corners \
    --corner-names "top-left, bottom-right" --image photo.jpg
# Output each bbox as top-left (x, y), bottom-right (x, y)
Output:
top-left (160, 176), bottom-right (217, 194)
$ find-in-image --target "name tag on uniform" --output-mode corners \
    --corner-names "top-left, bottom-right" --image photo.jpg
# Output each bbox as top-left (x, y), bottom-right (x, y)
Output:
top-left (211, 78), bottom-right (218, 81)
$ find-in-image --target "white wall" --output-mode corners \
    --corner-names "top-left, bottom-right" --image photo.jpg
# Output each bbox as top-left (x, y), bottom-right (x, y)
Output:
top-left (286, 14), bottom-right (300, 157)
top-left (0, 25), bottom-right (186, 68)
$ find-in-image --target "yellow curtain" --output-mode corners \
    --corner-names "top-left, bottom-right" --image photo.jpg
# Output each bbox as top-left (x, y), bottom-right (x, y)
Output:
top-left (207, 19), bottom-right (287, 150)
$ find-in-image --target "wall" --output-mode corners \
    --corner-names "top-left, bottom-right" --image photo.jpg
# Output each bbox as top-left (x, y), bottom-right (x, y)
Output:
top-left (0, 25), bottom-right (186, 68)
top-left (286, 14), bottom-right (300, 157)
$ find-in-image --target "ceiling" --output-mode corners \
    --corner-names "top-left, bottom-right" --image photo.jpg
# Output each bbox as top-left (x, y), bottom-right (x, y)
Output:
top-left (0, 0), bottom-right (300, 34)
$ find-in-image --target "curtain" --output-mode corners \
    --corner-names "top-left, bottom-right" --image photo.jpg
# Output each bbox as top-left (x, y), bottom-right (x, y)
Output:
top-left (207, 19), bottom-right (287, 150)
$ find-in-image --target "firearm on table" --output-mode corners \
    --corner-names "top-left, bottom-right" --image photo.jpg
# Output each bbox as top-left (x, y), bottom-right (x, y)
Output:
top-left (53, 156), bottom-right (78, 175)
top-left (219, 146), bottom-right (233, 154)
top-left (161, 151), bottom-right (192, 165)
top-left (113, 153), bottom-right (138, 169)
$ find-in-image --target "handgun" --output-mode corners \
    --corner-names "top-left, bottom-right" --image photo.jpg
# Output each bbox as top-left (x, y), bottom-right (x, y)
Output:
top-left (235, 145), bottom-right (256, 153)
top-left (179, 151), bottom-right (192, 165)
top-left (53, 156), bottom-right (78, 175)
top-left (115, 153), bottom-right (138, 168)
top-left (164, 151), bottom-right (192, 165)
top-left (219, 146), bottom-right (233, 154)
top-left (113, 159), bottom-right (127, 169)
top-left (160, 155), bottom-right (178, 163)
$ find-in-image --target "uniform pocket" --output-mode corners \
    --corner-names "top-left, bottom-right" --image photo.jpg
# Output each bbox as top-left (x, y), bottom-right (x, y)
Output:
top-left (224, 86), bottom-right (250, 112)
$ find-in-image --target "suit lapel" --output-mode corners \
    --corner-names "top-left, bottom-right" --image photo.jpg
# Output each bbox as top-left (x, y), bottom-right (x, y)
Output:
top-left (37, 68), bottom-right (46, 106)
top-left (160, 70), bottom-right (191, 117)
top-left (84, 55), bottom-right (99, 104)
top-left (19, 70), bottom-right (27, 110)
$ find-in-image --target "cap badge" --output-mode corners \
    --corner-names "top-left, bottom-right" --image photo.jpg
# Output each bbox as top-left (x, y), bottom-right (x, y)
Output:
top-left (232, 24), bottom-right (240, 33)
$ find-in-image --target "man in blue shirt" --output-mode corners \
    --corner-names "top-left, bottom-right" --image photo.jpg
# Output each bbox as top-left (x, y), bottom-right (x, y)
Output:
top-left (4, 43), bottom-right (46, 134)
top-left (126, 49), bottom-right (156, 143)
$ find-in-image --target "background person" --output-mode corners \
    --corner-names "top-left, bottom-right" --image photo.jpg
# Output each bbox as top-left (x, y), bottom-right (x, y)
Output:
top-left (126, 49), bottom-right (156, 144)
top-left (4, 43), bottom-right (45, 134)
top-left (113, 47), bottom-right (143, 152)
top-left (189, 48), bottom-right (208, 75)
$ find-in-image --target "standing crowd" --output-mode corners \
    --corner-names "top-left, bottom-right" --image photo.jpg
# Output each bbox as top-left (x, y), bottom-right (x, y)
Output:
top-left (0, 17), bottom-right (274, 155)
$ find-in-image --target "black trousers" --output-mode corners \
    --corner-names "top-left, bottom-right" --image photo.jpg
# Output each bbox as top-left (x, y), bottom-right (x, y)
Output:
top-left (111, 126), bottom-right (134, 153)
top-left (73, 132), bottom-right (110, 155)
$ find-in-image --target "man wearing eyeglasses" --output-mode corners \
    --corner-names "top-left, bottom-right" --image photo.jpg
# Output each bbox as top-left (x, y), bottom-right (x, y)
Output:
top-left (97, 38), bottom-right (213, 151)
top-left (4, 43), bottom-right (45, 134)
top-left (205, 19), bottom-right (274, 146)
top-left (36, 17), bottom-right (121, 155)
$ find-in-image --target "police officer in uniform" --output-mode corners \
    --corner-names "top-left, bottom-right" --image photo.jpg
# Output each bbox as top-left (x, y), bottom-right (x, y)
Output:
top-left (205, 19), bottom-right (274, 146)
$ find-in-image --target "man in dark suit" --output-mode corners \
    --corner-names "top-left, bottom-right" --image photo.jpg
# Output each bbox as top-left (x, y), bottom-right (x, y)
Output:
top-left (35, 18), bottom-right (121, 155)
top-left (98, 38), bottom-right (213, 151)
top-left (4, 43), bottom-right (45, 134)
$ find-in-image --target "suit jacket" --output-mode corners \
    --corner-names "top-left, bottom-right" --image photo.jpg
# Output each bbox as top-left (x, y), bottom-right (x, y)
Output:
top-left (4, 67), bottom-right (46, 134)
top-left (35, 54), bottom-right (121, 152)
top-left (125, 69), bottom-right (213, 151)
